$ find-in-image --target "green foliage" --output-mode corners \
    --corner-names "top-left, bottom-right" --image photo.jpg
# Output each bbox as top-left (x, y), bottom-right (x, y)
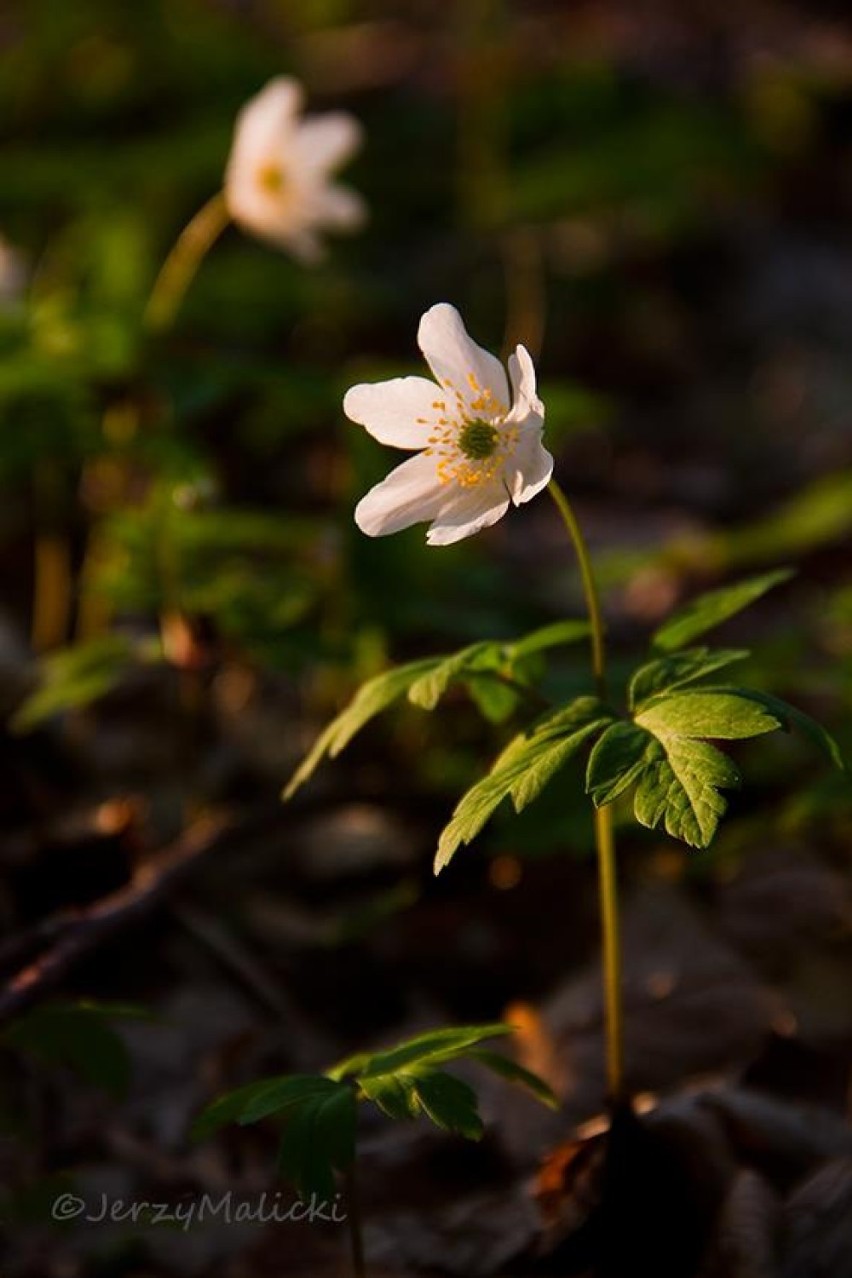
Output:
top-left (358, 1067), bottom-right (484, 1139)
top-left (588, 670), bottom-right (844, 848)
top-left (629, 690), bottom-right (783, 846)
top-left (284, 621), bottom-right (590, 799)
top-left (723, 689), bottom-right (847, 772)
top-left (192, 1024), bottom-right (557, 1199)
top-left (435, 697), bottom-right (613, 872)
top-left (463, 1048), bottom-right (561, 1108)
top-left (627, 648), bottom-right (748, 707)
top-left (11, 636), bottom-right (152, 732)
top-left (652, 568), bottom-right (795, 652)
top-left (329, 1023), bottom-right (512, 1080)
top-left (283, 657), bottom-right (441, 798)
top-left (4, 1001), bottom-right (148, 1097)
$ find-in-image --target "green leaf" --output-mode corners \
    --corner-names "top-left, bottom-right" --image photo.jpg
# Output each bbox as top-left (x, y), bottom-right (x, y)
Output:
top-left (238, 1075), bottom-right (344, 1125)
top-left (635, 690), bottom-right (783, 741)
top-left (284, 621), bottom-right (592, 798)
top-left (11, 637), bottom-right (139, 733)
top-left (275, 1085), bottom-right (357, 1201)
top-left (435, 697), bottom-right (613, 873)
top-left (466, 1049), bottom-right (558, 1109)
top-left (407, 642), bottom-right (500, 710)
top-left (727, 689), bottom-right (846, 771)
top-left (652, 568), bottom-right (794, 652)
top-left (349, 1024), bottom-right (511, 1080)
top-left (358, 1066), bottom-right (484, 1140)
top-left (465, 674), bottom-right (521, 724)
top-left (633, 689), bottom-right (783, 847)
top-left (192, 1075), bottom-right (340, 1141)
top-left (628, 648), bottom-right (749, 708)
top-left (507, 620), bottom-right (590, 659)
top-left (283, 657), bottom-right (441, 798)
top-left (587, 688), bottom-right (786, 848)
top-left (632, 739), bottom-right (741, 847)
top-left (191, 1075), bottom-right (300, 1142)
top-left (335, 1024), bottom-right (510, 1141)
top-left (192, 1073), bottom-right (356, 1199)
top-left (4, 1002), bottom-right (137, 1097)
top-left (407, 1070), bottom-right (484, 1140)
top-left (587, 721), bottom-right (659, 807)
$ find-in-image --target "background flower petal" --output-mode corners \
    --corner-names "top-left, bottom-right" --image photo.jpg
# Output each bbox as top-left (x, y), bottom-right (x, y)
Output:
top-left (226, 77), bottom-right (302, 181)
top-left (290, 114), bottom-right (363, 177)
top-left (310, 183), bottom-right (367, 231)
top-left (417, 303), bottom-right (509, 419)
top-left (344, 377), bottom-right (444, 448)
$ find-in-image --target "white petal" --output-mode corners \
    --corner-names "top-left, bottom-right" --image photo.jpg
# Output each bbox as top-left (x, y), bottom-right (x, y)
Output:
top-left (309, 182), bottom-right (367, 231)
top-left (426, 484), bottom-right (510, 546)
top-left (503, 429), bottom-right (554, 505)
top-left (508, 344), bottom-right (544, 418)
top-left (226, 78), bottom-right (302, 178)
top-left (285, 226), bottom-right (324, 263)
top-left (290, 113), bottom-right (362, 177)
top-left (226, 185), bottom-right (310, 251)
top-left (417, 304), bottom-right (510, 420)
top-left (344, 377), bottom-right (443, 449)
top-left (354, 452), bottom-right (446, 537)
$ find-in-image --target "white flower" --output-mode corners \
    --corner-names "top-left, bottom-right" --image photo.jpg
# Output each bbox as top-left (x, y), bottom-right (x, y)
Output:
top-left (344, 303), bottom-right (554, 546)
top-left (225, 77), bottom-right (365, 262)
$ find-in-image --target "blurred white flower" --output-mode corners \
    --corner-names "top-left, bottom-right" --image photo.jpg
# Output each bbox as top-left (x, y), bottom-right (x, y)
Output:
top-left (224, 77), bottom-right (365, 262)
top-left (345, 303), bottom-right (553, 546)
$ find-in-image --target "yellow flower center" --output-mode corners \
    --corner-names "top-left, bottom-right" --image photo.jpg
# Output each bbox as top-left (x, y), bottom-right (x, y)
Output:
top-left (258, 163), bottom-right (286, 194)
top-left (418, 374), bottom-right (519, 489)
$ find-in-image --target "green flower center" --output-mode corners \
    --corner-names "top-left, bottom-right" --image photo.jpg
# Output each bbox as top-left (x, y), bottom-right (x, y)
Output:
top-left (458, 419), bottom-right (499, 461)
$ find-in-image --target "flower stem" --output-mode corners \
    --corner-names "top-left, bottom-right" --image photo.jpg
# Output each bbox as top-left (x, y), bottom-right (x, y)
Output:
top-left (144, 192), bottom-right (230, 332)
top-left (344, 1163), bottom-right (367, 1278)
top-left (547, 479), bottom-right (625, 1106)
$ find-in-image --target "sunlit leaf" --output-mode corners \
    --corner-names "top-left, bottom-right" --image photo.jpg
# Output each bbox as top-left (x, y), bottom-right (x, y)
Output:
top-left (727, 689), bottom-right (846, 772)
top-left (587, 721), bottom-right (659, 807)
top-left (632, 738), bottom-right (741, 847)
top-left (587, 685), bottom-right (784, 848)
top-left (506, 620), bottom-right (590, 659)
top-left (635, 689), bottom-right (783, 741)
top-left (466, 1049), bottom-right (558, 1108)
top-left (652, 569), bottom-right (794, 652)
top-left (435, 697), bottom-right (613, 872)
top-left (283, 657), bottom-right (441, 798)
top-left (407, 642), bottom-right (501, 710)
top-left (628, 648), bottom-right (749, 708)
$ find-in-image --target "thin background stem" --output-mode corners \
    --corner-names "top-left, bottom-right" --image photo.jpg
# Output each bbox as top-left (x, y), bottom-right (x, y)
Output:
top-left (547, 479), bottom-right (625, 1105)
top-left (144, 191), bottom-right (230, 332)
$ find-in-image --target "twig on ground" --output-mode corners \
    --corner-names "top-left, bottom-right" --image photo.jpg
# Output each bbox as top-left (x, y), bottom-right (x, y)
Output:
top-left (0, 813), bottom-right (232, 1023)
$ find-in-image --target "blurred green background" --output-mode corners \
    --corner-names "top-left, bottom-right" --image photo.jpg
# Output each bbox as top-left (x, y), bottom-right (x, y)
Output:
top-left (1, 0), bottom-right (851, 884)
top-left (4, 5), bottom-right (852, 1274)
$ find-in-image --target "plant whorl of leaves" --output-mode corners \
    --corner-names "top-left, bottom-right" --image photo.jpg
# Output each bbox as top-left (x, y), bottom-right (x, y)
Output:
top-left (192, 1024), bottom-right (557, 1200)
top-left (282, 571), bottom-right (845, 873)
